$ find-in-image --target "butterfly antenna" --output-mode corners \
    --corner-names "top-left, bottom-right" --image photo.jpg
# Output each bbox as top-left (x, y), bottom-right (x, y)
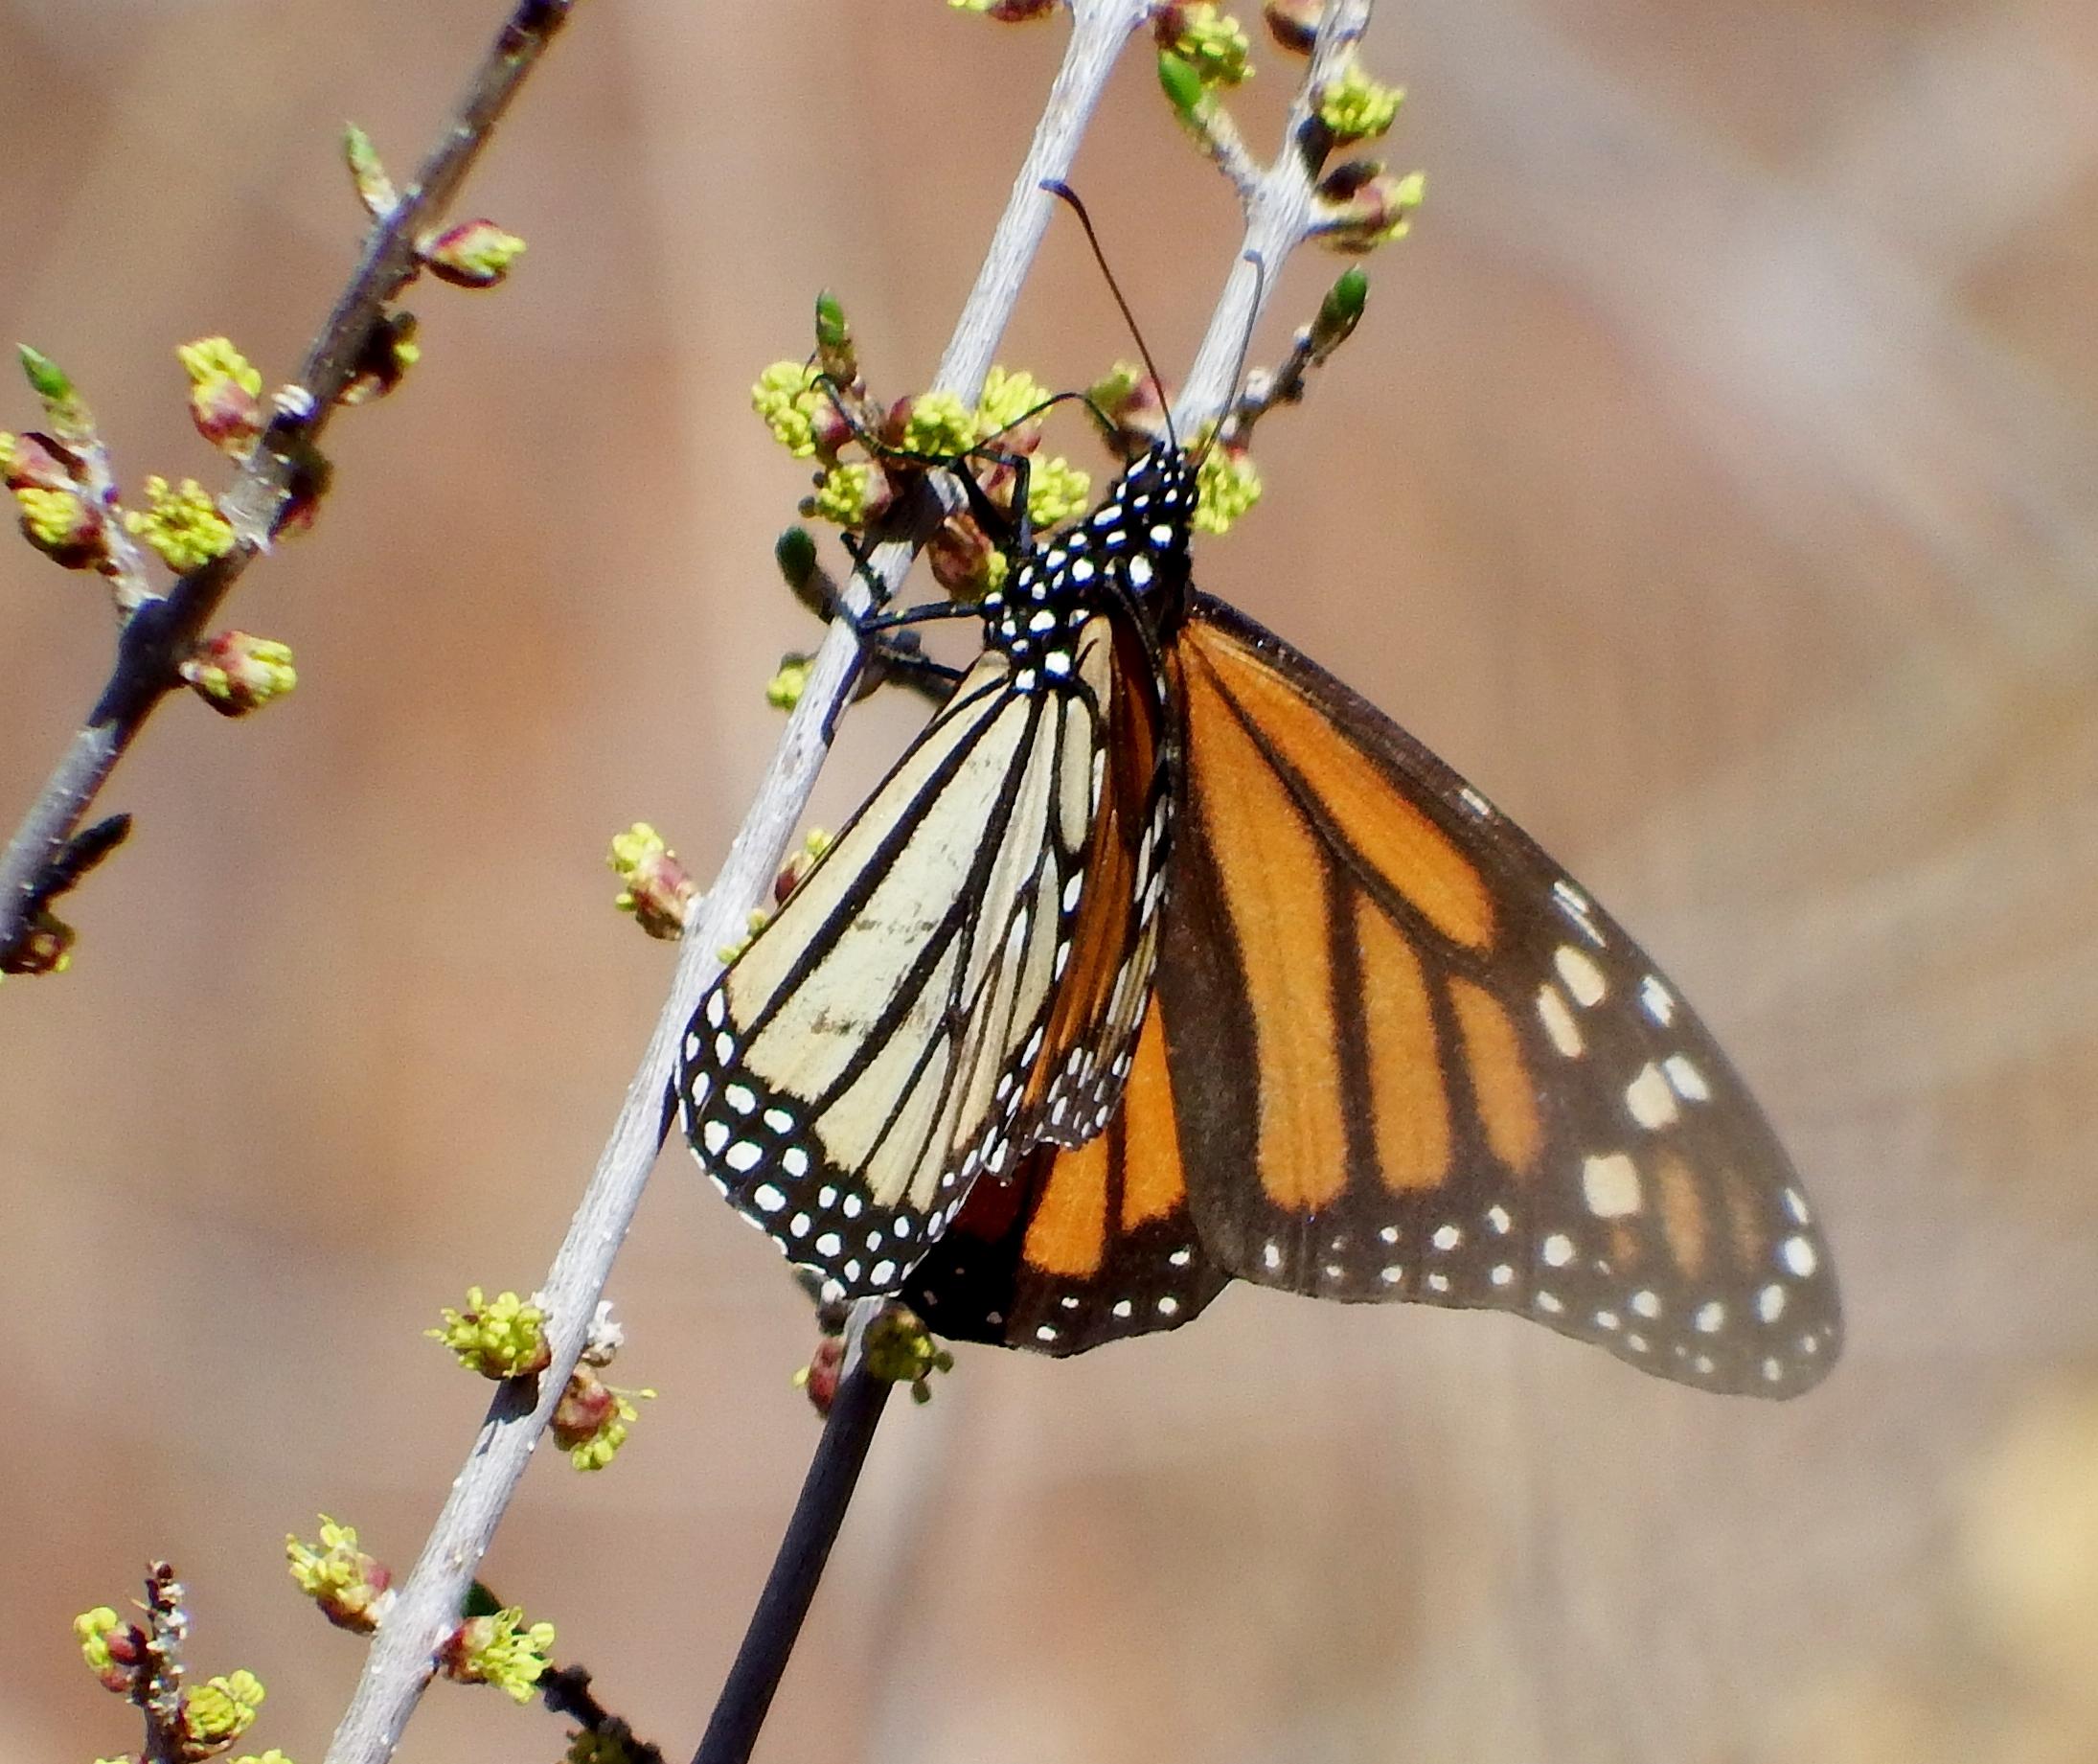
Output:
top-left (1041, 179), bottom-right (1177, 453)
top-left (1204, 248), bottom-right (1267, 463)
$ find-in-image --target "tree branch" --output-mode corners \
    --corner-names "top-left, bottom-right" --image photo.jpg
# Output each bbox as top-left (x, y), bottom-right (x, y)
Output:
top-left (690, 1343), bottom-right (895, 1764)
top-left (0, 0), bottom-right (578, 964)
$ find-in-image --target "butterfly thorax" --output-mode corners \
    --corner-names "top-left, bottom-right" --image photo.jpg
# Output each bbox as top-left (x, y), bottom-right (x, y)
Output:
top-left (974, 446), bottom-right (1198, 685)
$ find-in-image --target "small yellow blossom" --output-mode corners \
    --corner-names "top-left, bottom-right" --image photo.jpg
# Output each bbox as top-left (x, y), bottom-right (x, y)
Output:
top-left (443, 1607), bottom-right (555, 1703)
top-left (555, 1374), bottom-right (656, 1473)
top-left (286, 1515), bottom-right (391, 1634)
top-left (765, 656), bottom-right (811, 710)
top-left (1195, 445), bottom-right (1262, 535)
top-left (863, 1307), bottom-right (954, 1405)
top-left (751, 360), bottom-right (825, 458)
top-left (810, 462), bottom-right (873, 526)
top-left (184, 1671), bottom-right (265, 1745)
top-left (975, 366), bottom-right (1049, 435)
top-left (1026, 457), bottom-right (1091, 529)
top-left (1171, 5), bottom-right (1252, 86)
top-left (15, 485), bottom-right (95, 552)
top-left (176, 338), bottom-right (263, 400)
top-left (75, 1607), bottom-right (123, 1677)
top-left (607, 822), bottom-right (668, 882)
top-left (901, 390), bottom-right (977, 458)
top-left (125, 476), bottom-right (235, 571)
top-left (233, 1752), bottom-right (296, 1764)
top-left (427, 1288), bottom-right (550, 1380)
top-left (1318, 60), bottom-right (1403, 142)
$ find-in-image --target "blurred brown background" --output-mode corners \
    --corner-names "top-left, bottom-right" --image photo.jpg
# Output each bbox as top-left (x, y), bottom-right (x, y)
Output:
top-left (4, 2), bottom-right (2096, 1760)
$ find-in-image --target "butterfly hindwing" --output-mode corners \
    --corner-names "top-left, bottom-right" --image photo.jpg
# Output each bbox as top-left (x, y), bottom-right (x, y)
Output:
top-left (1152, 594), bottom-right (1839, 1396)
top-left (904, 1004), bottom-right (1230, 1354)
top-left (1016, 591), bottom-right (1176, 1152)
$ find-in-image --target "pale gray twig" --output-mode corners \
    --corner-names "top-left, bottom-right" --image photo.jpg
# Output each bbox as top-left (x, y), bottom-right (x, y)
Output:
top-left (0, 0), bottom-right (577, 965)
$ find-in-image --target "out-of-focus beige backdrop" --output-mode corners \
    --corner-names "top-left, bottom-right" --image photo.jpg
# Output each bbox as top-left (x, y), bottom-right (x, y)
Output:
top-left (4, 2), bottom-right (2095, 1760)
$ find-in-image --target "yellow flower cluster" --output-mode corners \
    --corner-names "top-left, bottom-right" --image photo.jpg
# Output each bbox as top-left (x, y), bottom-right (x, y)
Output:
top-left (1195, 445), bottom-right (1262, 535)
top-left (751, 359), bottom-right (825, 457)
top-left (125, 476), bottom-right (235, 571)
top-left (1318, 59), bottom-right (1404, 142)
top-left (1171, 5), bottom-right (1252, 86)
top-left (427, 1288), bottom-right (549, 1380)
top-left (185, 1671), bottom-right (266, 1744)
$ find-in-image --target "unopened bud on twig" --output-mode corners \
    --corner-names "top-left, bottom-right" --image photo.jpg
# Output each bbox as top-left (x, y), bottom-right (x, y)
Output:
top-left (793, 1335), bottom-right (845, 1415)
top-left (1309, 266), bottom-right (1369, 361)
top-left (18, 344), bottom-right (92, 443)
top-left (813, 289), bottom-right (857, 387)
top-left (1087, 361), bottom-right (1171, 453)
top-left (926, 510), bottom-right (1007, 599)
top-left (343, 124), bottom-right (398, 217)
top-left (339, 311), bottom-right (420, 406)
top-left (774, 829), bottom-right (832, 905)
top-left (1314, 162), bottom-right (1425, 253)
top-left (420, 220), bottom-right (527, 288)
top-left (1, 906), bottom-right (77, 979)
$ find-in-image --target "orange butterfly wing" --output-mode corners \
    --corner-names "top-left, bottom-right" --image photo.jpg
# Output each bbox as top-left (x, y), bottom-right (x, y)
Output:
top-left (905, 1003), bottom-right (1229, 1354)
top-left (1153, 595), bottom-right (1839, 1396)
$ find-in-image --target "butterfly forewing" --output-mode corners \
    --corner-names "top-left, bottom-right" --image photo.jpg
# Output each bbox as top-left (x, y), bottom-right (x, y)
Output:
top-left (679, 448), bottom-right (1201, 1301)
top-left (680, 645), bottom-right (1098, 1296)
top-left (1152, 596), bottom-right (1839, 1395)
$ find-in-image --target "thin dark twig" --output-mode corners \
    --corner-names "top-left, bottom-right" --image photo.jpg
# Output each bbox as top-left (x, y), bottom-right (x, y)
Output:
top-left (539, 1663), bottom-right (667, 1764)
top-left (692, 1357), bottom-right (896, 1764)
top-left (0, 0), bottom-right (577, 961)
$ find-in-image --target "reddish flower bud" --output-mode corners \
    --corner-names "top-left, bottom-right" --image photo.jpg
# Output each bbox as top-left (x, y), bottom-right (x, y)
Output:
top-left (420, 220), bottom-right (527, 289)
top-left (189, 373), bottom-right (264, 457)
top-left (807, 398), bottom-right (855, 462)
top-left (925, 511), bottom-right (1003, 598)
top-left (179, 630), bottom-right (296, 717)
top-left (550, 1366), bottom-right (618, 1451)
top-left (796, 1336), bottom-right (845, 1415)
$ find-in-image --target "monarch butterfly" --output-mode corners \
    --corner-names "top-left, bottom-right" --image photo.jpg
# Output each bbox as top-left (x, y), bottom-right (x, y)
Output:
top-left (676, 410), bottom-right (1840, 1398)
